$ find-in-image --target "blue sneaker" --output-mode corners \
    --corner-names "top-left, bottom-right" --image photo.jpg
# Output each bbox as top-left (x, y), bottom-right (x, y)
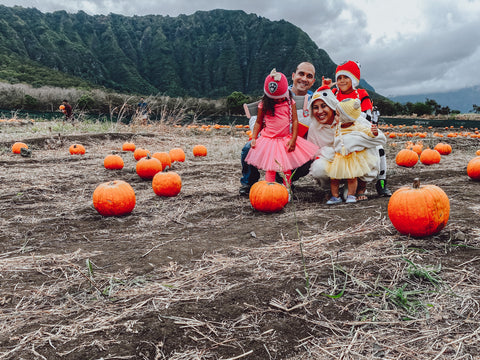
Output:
top-left (326, 196), bottom-right (343, 205)
top-left (345, 195), bottom-right (357, 203)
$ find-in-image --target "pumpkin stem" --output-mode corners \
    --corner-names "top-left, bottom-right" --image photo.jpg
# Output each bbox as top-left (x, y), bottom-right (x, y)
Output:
top-left (413, 178), bottom-right (420, 189)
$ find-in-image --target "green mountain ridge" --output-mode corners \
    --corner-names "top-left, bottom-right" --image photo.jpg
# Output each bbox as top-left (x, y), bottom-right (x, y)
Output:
top-left (0, 6), bottom-right (341, 98)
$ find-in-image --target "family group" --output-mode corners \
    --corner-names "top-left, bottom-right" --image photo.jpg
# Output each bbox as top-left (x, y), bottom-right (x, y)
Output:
top-left (239, 61), bottom-right (392, 204)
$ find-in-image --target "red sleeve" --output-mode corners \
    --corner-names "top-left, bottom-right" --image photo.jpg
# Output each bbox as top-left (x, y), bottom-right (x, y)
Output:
top-left (357, 89), bottom-right (372, 112)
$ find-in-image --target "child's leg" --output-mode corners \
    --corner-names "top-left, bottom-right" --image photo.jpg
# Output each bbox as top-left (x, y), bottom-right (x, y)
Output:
top-left (283, 170), bottom-right (292, 187)
top-left (347, 178), bottom-right (358, 196)
top-left (330, 179), bottom-right (340, 198)
top-left (357, 178), bottom-right (367, 195)
top-left (377, 146), bottom-right (387, 181)
top-left (265, 170), bottom-right (276, 182)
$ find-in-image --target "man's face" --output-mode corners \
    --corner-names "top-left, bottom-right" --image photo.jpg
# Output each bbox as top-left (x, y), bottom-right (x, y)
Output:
top-left (291, 64), bottom-right (315, 95)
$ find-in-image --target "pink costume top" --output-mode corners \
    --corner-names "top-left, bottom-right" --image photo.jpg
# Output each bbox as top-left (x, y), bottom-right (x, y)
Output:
top-left (245, 98), bottom-right (319, 172)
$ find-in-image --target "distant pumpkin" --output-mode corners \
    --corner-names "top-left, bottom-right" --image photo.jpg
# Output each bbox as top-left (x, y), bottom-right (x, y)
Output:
top-left (136, 154), bottom-right (163, 179)
top-left (122, 142), bottom-right (136, 152)
top-left (467, 156), bottom-right (480, 181)
top-left (69, 144), bottom-right (86, 155)
top-left (193, 145), bottom-right (207, 157)
top-left (476, 150), bottom-right (480, 156)
top-left (419, 148), bottom-right (441, 165)
top-left (152, 171), bottom-right (182, 197)
top-left (92, 180), bottom-right (136, 216)
top-left (169, 148), bottom-right (186, 163)
top-left (152, 152), bottom-right (172, 169)
top-left (11, 142), bottom-right (28, 154)
top-left (104, 154), bottom-right (124, 170)
top-left (434, 143), bottom-right (452, 155)
top-left (133, 148), bottom-right (150, 161)
top-left (395, 149), bottom-right (418, 167)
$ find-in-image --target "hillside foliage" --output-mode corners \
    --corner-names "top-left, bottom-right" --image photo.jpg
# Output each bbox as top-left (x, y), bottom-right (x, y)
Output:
top-left (0, 6), bottom-right (337, 98)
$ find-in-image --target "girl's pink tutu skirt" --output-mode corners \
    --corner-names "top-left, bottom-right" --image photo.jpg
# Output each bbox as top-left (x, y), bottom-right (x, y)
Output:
top-left (245, 135), bottom-right (318, 172)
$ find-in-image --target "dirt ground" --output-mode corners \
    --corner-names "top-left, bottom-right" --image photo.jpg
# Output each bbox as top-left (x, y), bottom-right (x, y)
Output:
top-left (1, 122), bottom-right (480, 359)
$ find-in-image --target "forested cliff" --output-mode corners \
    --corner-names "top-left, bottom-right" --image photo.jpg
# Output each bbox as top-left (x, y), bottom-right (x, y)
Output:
top-left (0, 6), bottom-right (338, 98)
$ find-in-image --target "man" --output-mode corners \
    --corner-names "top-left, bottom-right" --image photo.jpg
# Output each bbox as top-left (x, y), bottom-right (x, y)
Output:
top-left (62, 99), bottom-right (73, 123)
top-left (137, 97), bottom-right (149, 125)
top-left (239, 62), bottom-right (316, 196)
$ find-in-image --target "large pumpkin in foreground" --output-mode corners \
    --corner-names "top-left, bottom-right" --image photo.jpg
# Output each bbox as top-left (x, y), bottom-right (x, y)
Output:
top-left (93, 180), bottom-right (136, 216)
top-left (388, 178), bottom-right (449, 237)
top-left (249, 181), bottom-right (289, 213)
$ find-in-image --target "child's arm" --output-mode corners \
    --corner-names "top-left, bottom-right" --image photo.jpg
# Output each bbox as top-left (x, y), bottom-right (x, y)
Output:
top-left (250, 107), bottom-right (264, 148)
top-left (287, 103), bottom-right (298, 152)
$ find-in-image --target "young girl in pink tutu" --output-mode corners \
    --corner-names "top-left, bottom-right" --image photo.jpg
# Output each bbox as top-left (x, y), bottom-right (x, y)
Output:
top-left (245, 69), bottom-right (319, 188)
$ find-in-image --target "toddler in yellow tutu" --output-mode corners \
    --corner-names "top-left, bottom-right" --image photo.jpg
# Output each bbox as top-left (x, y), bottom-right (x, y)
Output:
top-left (245, 69), bottom-right (319, 188)
top-left (325, 98), bottom-right (386, 204)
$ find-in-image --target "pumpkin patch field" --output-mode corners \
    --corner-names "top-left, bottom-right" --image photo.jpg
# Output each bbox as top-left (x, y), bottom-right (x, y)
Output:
top-left (2, 121), bottom-right (480, 359)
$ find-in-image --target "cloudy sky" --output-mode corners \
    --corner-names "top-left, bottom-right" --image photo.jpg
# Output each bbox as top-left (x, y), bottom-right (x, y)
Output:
top-left (1, 0), bottom-right (479, 97)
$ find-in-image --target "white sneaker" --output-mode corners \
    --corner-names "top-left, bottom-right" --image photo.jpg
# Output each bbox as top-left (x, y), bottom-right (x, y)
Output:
top-left (346, 195), bottom-right (357, 203)
top-left (326, 196), bottom-right (343, 205)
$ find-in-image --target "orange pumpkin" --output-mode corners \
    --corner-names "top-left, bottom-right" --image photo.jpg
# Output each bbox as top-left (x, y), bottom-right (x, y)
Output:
top-left (136, 155), bottom-right (163, 179)
top-left (152, 171), bottom-right (182, 197)
top-left (434, 143), bottom-right (452, 155)
top-left (395, 149), bottom-right (418, 167)
top-left (104, 154), bottom-right (124, 170)
top-left (11, 142), bottom-right (28, 154)
top-left (249, 181), bottom-right (289, 213)
top-left (169, 148), bottom-right (186, 163)
top-left (133, 148), bottom-right (150, 161)
top-left (411, 144), bottom-right (423, 155)
top-left (192, 145), bottom-right (208, 157)
top-left (467, 156), bottom-right (480, 180)
top-left (388, 178), bottom-right (450, 237)
top-left (152, 152), bottom-right (172, 169)
top-left (92, 180), bottom-right (136, 216)
top-left (475, 150), bottom-right (480, 156)
top-left (419, 148), bottom-right (441, 165)
top-left (122, 142), bottom-right (136, 152)
top-left (69, 144), bottom-right (86, 155)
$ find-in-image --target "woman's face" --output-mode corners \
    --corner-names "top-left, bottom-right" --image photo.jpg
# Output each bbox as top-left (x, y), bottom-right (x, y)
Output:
top-left (312, 99), bottom-right (335, 125)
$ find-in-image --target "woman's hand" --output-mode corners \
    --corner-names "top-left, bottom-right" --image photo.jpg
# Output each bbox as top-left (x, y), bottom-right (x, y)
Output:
top-left (251, 138), bottom-right (256, 148)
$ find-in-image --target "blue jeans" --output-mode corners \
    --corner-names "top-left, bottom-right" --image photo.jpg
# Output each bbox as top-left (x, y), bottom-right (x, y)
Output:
top-left (240, 141), bottom-right (260, 187)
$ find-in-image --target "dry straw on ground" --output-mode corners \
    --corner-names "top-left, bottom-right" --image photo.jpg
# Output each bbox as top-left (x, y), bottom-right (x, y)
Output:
top-left (1, 119), bottom-right (480, 359)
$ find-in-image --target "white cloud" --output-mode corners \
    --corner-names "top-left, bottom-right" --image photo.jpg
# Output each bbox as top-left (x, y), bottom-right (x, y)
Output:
top-left (0, 0), bottom-right (479, 96)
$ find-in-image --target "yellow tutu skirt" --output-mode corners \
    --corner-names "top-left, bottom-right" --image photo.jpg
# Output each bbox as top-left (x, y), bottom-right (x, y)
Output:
top-left (326, 149), bottom-right (377, 179)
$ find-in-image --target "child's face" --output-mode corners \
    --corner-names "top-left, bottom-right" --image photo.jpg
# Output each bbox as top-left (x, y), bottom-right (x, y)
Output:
top-left (337, 75), bottom-right (353, 93)
top-left (312, 100), bottom-right (335, 125)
